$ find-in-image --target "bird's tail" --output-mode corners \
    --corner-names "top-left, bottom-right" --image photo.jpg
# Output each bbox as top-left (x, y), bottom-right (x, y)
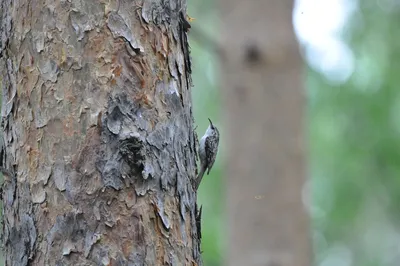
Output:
top-left (194, 166), bottom-right (206, 190)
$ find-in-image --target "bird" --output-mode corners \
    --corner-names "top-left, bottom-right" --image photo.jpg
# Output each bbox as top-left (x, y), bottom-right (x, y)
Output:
top-left (195, 118), bottom-right (220, 190)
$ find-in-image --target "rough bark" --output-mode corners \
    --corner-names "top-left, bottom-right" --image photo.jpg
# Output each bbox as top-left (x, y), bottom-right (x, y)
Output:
top-left (220, 1), bottom-right (312, 266)
top-left (0, 0), bottom-right (201, 265)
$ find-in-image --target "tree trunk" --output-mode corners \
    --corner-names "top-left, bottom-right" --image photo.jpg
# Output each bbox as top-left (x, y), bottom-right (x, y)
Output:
top-left (0, 0), bottom-right (201, 265)
top-left (220, 1), bottom-right (312, 266)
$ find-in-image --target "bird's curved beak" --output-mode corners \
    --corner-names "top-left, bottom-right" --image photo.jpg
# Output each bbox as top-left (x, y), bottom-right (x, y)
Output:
top-left (208, 118), bottom-right (213, 126)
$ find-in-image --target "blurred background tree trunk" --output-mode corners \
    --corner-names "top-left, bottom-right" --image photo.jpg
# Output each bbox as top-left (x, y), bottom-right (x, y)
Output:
top-left (0, 0), bottom-right (201, 265)
top-left (219, 1), bottom-right (311, 265)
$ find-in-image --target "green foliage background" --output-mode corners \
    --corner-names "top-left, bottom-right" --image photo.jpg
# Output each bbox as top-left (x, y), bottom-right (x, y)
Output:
top-left (190, 0), bottom-right (400, 265)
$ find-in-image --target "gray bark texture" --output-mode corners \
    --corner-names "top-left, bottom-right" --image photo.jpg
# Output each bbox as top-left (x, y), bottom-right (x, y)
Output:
top-left (220, 1), bottom-right (312, 266)
top-left (0, 0), bottom-right (202, 265)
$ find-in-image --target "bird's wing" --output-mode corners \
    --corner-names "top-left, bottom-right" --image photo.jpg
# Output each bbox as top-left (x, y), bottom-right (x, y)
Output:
top-left (205, 135), bottom-right (217, 175)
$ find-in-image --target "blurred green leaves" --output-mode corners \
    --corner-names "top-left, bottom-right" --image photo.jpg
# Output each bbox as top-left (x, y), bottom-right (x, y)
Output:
top-left (309, 1), bottom-right (400, 265)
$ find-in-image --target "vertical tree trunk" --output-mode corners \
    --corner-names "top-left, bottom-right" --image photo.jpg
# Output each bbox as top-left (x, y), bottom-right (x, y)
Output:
top-left (220, 1), bottom-right (311, 266)
top-left (0, 0), bottom-right (201, 265)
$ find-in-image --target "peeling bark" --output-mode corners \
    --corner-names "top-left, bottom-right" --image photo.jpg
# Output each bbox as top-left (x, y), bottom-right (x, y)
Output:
top-left (0, 0), bottom-right (201, 265)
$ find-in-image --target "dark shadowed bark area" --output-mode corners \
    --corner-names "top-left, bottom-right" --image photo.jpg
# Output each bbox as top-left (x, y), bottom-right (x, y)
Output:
top-left (0, 0), bottom-right (202, 265)
top-left (220, 1), bottom-right (311, 266)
